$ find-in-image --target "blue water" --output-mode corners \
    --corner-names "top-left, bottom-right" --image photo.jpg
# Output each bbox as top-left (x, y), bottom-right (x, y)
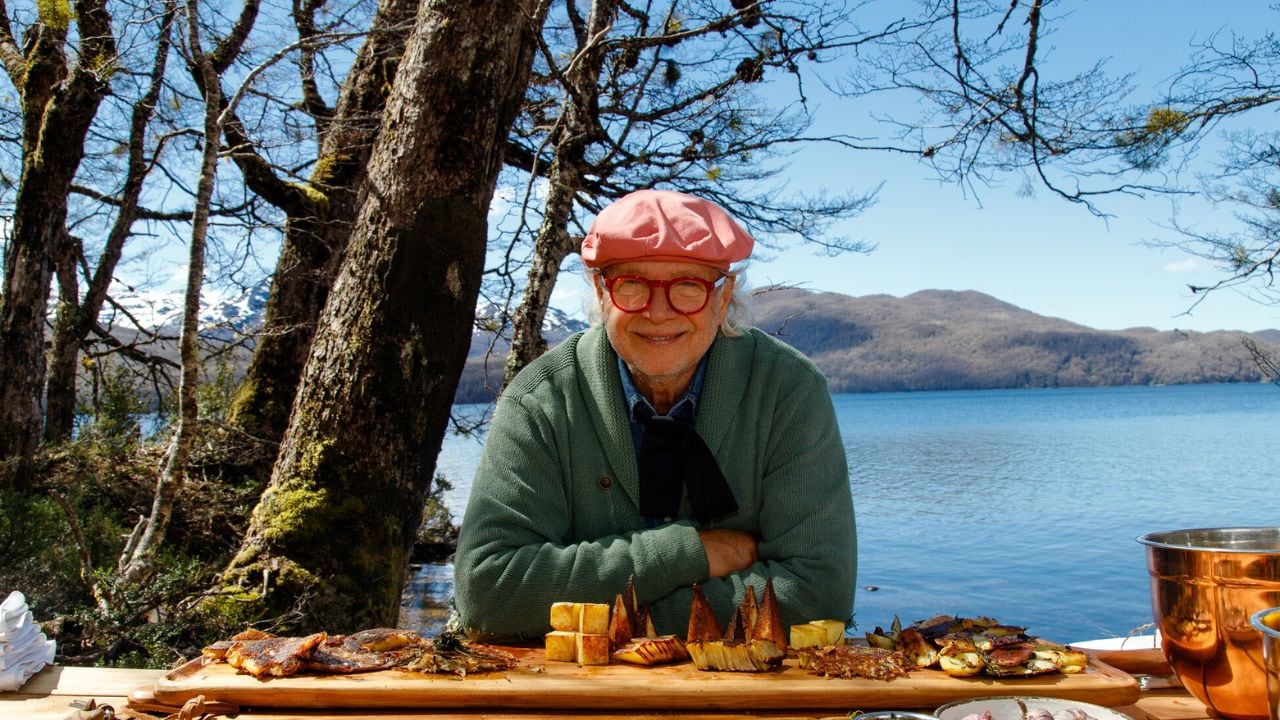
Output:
top-left (416, 382), bottom-right (1279, 643)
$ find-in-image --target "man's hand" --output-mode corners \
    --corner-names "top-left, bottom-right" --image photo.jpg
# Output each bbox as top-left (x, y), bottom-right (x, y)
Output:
top-left (698, 529), bottom-right (758, 578)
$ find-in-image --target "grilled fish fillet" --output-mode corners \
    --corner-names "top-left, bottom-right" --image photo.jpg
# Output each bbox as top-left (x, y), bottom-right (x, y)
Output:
top-left (307, 628), bottom-right (423, 673)
top-left (225, 632), bottom-right (327, 677)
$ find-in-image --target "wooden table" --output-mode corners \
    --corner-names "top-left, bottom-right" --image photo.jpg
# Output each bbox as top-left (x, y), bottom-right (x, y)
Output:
top-left (0, 665), bottom-right (1215, 720)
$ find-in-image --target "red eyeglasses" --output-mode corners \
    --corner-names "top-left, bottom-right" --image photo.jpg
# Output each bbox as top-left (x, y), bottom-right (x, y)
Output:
top-left (602, 274), bottom-right (726, 314)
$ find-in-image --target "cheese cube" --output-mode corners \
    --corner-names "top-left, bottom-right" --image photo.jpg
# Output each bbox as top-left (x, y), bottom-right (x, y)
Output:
top-left (789, 622), bottom-right (829, 649)
top-left (550, 602), bottom-right (580, 632)
top-left (812, 619), bottom-right (846, 645)
top-left (544, 630), bottom-right (578, 662)
top-left (576, 632), bottom-right (610, 666)
top-left (578, 602), bottom-right (610, 635)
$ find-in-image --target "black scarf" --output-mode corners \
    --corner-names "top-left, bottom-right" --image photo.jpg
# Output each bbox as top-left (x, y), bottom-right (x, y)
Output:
top-left (636, 410), bottom-right (738, 525)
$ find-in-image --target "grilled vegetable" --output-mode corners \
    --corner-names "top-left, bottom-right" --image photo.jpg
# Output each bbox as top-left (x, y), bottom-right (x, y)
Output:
top-left (868, 614), bottom-right (1088, 678)
top-left (895, 627), bottom-right (939, 668)
top-left (685, 579), bottom-right (787, 672)
top-left (608, 594), bottom-right (632, 651)
top-left (611, 635), bottom-right (690, 666)
top-left (937, 637), bottom-right (984, 676)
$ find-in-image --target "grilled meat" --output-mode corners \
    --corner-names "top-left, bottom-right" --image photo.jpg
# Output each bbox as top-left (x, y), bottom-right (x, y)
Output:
top-left (307, 628), bottom-right (422, 673)
top-left (796, 644), bottom-right (912, 680)
top-left (225, 632), bottom-right (328, 678)
top-left (202, 628), bottom-right (273, 660)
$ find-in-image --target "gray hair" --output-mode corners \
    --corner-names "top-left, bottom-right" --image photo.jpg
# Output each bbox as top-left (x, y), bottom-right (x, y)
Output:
top-left (584, 265), bottom-right (751, 337)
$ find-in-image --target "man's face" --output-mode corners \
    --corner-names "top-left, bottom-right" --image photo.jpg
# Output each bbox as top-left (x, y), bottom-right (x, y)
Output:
top-left (596, 260), bottom-right (733, 398)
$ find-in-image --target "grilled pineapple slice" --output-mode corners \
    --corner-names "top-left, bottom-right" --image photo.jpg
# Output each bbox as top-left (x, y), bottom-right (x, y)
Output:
top-left (611, 635), bottom-right (689, 665)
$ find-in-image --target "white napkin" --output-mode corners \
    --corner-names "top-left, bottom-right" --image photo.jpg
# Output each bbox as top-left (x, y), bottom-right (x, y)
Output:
top-left (0, 611), bottom-right (35, 648)
top-left (0, 637), bottom-right (54, 691)
top-left (0, 619), bottom-right (42, 669)
top-left (0, 591), bottom-right (55, 692)
top-left (0, 592), bottom-right (27, 642)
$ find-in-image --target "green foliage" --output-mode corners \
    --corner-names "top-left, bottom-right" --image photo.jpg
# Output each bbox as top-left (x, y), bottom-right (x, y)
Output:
top-left (0, 489), bottom-right (87, 615)
top-left (198, 355), bottom-right (241, 424)
top-left (1145, 107), bottom-right (1191, 136)
top-left (10, 358), bottom-right (279, 667)
top-left (414, 474), bottom-right (459, 563)
top-left (1230, 244), bottom-right (1252, 271)
top-left (420, 473), bottom-right (454, 538)
top-left (69, 557), bottom-right (240, 669)
top-left (76, 358), bottom-right (150, 450)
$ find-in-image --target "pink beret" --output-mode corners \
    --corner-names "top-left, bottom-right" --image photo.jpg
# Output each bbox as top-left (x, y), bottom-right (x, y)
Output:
top-left (581, 189), bottom-right (755, 271)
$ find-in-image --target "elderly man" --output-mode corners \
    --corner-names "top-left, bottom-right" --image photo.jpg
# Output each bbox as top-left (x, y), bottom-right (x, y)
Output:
top-left (453, 189), bottom-right (855, 640)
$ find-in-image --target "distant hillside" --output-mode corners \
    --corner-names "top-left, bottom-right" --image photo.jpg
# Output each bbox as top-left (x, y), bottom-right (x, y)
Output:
top-left (103, 280), bottom-right (1279, 404)
top-left (456, 287), bottom-right (1280, 402)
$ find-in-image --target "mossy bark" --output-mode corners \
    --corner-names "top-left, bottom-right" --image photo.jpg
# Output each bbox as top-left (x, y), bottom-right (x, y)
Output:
top-left (0, 0), bottom-right (117, 478)
top-left (226, 0), bottom-right (419, 480)
top-left (221, 0), bottom-right (549, 633)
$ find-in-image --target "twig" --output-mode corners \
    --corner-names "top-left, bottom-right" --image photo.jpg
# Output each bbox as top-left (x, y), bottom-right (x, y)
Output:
top-left (48, 489), bottom-right (112, 609)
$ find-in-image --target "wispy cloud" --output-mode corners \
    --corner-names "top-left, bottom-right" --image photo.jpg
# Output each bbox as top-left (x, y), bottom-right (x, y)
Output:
top-left (1161, 258), bottom-right (1204, 273)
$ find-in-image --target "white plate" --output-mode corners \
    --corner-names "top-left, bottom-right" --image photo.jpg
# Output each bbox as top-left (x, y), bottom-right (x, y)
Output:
top-left (1066, 632), bottom-right (1160, 650)
top-left (935, 696), bottom-right (1134, 720)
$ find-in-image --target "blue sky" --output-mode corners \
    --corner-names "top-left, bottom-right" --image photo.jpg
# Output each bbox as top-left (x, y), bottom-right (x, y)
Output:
top-left (547, 3), bottom-right (1280, 332)
top-left (129, 1), bottom-right (1278, 334)
top-left (733, 2), bottom-right (1280, 333)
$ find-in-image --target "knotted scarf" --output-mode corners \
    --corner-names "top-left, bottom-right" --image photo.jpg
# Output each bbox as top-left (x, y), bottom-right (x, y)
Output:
top-left (636, 410), bottom-right (738, 524)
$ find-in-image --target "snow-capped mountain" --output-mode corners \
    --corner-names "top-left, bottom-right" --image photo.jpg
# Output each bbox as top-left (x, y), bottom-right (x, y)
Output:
top-left (103, 277), bottom-right (272, 336)
top-left (105, 277), bottom-right (587, 336)
top-left (474, 301), bottom-right (589, 337)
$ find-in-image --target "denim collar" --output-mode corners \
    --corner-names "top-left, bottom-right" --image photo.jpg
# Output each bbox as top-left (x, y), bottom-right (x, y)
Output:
top-left (618, 354), bottom-right (708, 425)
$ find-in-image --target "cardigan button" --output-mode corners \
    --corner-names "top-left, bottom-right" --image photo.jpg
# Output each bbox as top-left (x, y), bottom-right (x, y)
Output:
top-left (598, 475), bottom-right (613, 490)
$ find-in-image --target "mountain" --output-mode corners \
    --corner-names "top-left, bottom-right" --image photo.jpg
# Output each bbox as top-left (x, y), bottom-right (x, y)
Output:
top-left (456, 287), bottom-right (1280, 402)
top-left (104, 281), bottom-right (1278, 403)
top-left (105, 279), bottom-right (586, 338)
top-left (746, 287), bottom-right (1280, 393)
top-left (107, 280), bottom-right (272, 336)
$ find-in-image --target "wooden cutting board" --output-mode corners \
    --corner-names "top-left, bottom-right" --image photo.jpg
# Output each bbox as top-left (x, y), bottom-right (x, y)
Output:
top-left (153, 646), bottom-right (1140, 711)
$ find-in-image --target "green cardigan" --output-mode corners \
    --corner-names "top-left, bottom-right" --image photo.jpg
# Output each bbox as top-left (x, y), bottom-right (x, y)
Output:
top-left (453, 326), bottom-right (856, 640)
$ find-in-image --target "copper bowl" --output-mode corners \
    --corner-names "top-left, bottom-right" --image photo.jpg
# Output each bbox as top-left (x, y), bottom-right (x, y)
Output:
top-left (1252, 607), bottom-right (1280, 720)
top-left (1139, 528), bottom-right (1280, 720)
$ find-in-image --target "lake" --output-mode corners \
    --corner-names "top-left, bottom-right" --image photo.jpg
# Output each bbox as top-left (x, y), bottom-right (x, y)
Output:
top-left (401, 382), bottom-right (1279, 643)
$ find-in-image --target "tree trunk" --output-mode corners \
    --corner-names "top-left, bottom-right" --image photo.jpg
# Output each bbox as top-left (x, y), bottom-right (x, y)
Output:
top-left (44, 238), bottom-right (81, 443)
top-left (227, 0), bottom-right (417, 470)
top-left (219, 0), bottom-right (550, 632)
top-left (502, 0), bottom-right (616, 389)
top-left (0, 0), bottom-right (117, 481)
top-left (120, 0), bottom-right (219, 585)
top-left (42, 5), bottom-right (176, 444)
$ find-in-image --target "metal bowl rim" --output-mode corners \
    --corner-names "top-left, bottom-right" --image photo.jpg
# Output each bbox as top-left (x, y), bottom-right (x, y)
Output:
top-left (935, 696), bottom-right (1133, 720)
top-left (855, 707), bottom-right (947, 712)
top-left (1136, 526), bottom-right (1280, 552)
top-left (1251, 606), bottom-right (1280, 638)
